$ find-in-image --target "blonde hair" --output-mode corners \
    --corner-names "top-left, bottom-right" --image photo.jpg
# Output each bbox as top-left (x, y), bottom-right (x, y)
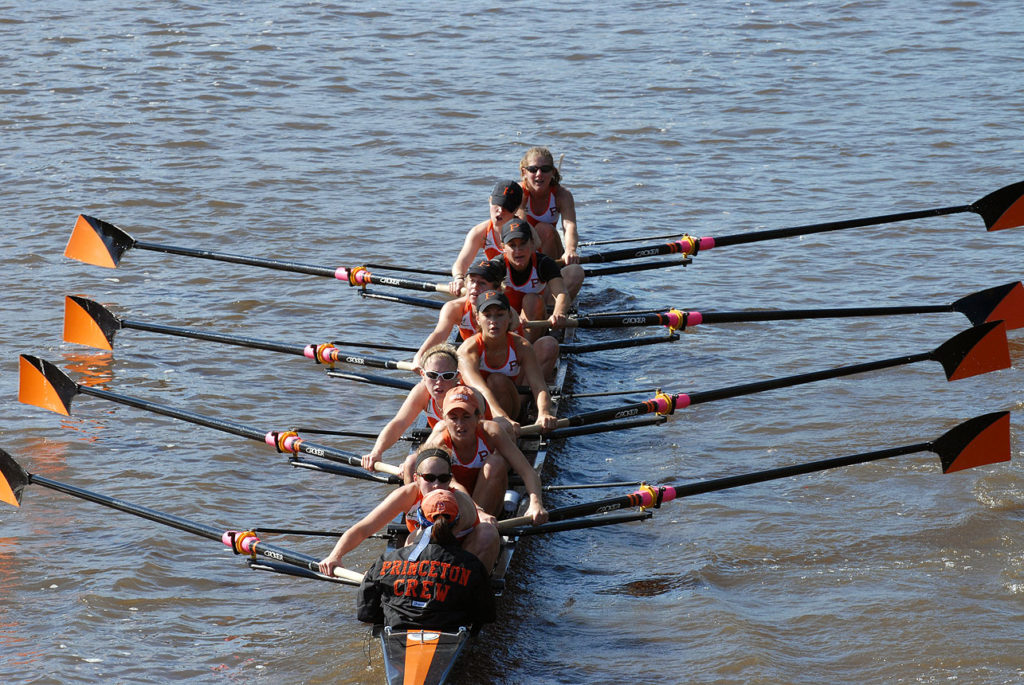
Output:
top-left (421, 343), bottom-right (459, 370)
top-left (520, 146), bottom-right (562, 186)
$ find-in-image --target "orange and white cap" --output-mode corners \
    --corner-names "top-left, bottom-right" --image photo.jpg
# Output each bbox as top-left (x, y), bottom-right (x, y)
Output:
top-left (442, 385), bottom-right (481, 416)
top-left (421, 489), bottom-right (459, 522)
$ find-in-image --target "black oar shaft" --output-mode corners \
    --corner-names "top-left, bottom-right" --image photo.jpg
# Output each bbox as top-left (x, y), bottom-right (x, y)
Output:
top-left (509, 442), bottom-right (931, 527)
top-left (74, 385), bottom-right (387, 478)
top-left (583, 258), bottom-right (689, 277)
top-left (555, 351), bottom-right (931, 429)
top-left (123, 319), bottom-right (303, 356)
top-left (135, 240), bottom-right (338, 278)
top-left (122, 319), bottom-right (412, 371)
top-left (711, 204), bottom-right (970, 248)
top-left (685, 351), bottom-right (931, 405)
top-left (695, 305), bottom-right (949, 324)
top-left (28, 473), bottom-right (344, 580)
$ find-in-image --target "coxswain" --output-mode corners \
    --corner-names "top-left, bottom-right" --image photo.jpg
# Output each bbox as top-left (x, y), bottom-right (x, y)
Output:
top-left (457, 290), bottom-right (557, 433)
top-left (518, 146), bottom-right (581, 264)
top-left (488, 218), bottom-right (583, 341)
top-left (320, 447), bottom-right (502, 577)
top-left (356, 489), bottom-right (496, 631)
top-left (406, 384), bottom-right (549, 521)
top-left (447, 180), bottom-right (524, 296)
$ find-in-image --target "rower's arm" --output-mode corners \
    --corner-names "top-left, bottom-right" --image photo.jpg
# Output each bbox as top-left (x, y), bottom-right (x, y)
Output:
top-left (413, 299), bottom-right (462, 366)
top-left (518, 339), bottom-right (554, 422)
top-left (457, 340), bottom-right (511, 421)
top-left (546, 276), bottom-right (570, 324)
top-left (451, 222), bottom-right (488, 280)
top-left (363, 385), bottom-right (426, 469)
top-left (319, 485), bottom-right (416, 570)
top-left (558, 187), bottom-right (579, 260)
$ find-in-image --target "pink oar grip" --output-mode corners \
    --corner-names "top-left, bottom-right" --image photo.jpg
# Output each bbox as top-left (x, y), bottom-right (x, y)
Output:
top-left (303, 345), bottom-right (316, 360)
top-left (686, 311), bottom-right (703, 326)
top-left (698, 236), bottom-right (715, 251)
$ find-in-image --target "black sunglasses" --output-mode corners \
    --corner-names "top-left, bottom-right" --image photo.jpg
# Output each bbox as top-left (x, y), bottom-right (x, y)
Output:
top-left (423, 370), bottom-right (458, 381)
top-left (524, 164), bottom-right (554, 173)
top-left (417, 472), bottom-right (453, 483)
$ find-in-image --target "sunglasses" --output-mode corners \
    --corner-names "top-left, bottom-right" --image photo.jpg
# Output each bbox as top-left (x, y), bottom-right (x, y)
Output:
top-left (524, 164), bottom-right (554, 173)
top-left (416, 472), bottom-right (453, 483)
top-left (423, 370), bottom-right (458, 381)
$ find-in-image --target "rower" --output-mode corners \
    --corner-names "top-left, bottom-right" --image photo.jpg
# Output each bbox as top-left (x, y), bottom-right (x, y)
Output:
top-left (360, 344), bottom-right (464, 473)
top-left (320, 447), bottom-right (502, 577)
top-left (415, 258), bottom-right (559, 379)
top-left (407, 384), bottom-right (549, 522)
top-left (356, 488), bottom-right (496, 631)
top-left (447, 179), bottom-right (524, 297)
top-left (487, 218), bottom-right (583, 342)
top-left (457, 290), bottom-right (557, 433)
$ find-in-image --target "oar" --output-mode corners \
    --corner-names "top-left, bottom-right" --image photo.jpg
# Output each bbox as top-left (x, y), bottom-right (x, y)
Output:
top-left (502, 412), bottom-right (1011, 532)
top-left (526, 282), bottom-right (1024, 331)
top-left (63, 295), bottom-right (418, 373)
top-left (359, 290), bottom-right (446, 311)
top-left (581, 257), bottom-right (691, 276)
top-left (17, 355), bottom-right (403, 482)
top-left (576, 179), bottom-right (1024, 251)
top-left (65, 215), bottom-right (452, 294)
top-left (326, 369), bottom-right (418, 391)
top-left (0, 449), bottom-right (363, 585)
top-left (522, 322), bottom-right (1010, 435)
top-left (560, 333), bottom-right (680, 354)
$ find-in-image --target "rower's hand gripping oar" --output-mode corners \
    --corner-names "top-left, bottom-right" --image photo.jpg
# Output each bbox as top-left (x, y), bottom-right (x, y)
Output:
top-left (65, 215), bottom-right (453, 295)
top-left (63, 295), bottom-right (418, 373)
top-left (577, 179), bottom-right (1024, 252)
top-left (17, 355), bottom-right (403, 482)
top-left (521, 321), bottom-right (1011, 435)
top-left (0, 450), bottom-right (364, 585)
top-left (524, 282), bottom-right (1024, 332)
top-left (500, 412), bottom-right (1012, 532)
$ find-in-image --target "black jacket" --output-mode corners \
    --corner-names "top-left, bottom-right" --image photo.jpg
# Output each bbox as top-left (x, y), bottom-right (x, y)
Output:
top-left (357, 541), bottom-right (495, 631)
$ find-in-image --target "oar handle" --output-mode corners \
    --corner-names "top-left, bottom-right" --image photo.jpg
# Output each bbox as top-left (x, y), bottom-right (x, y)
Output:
top-left (519, 418), bottom-right (572, 436)
top-left (373, 462), bottom-right (402, 477)
top-left (333, 567), bottom-right (366, 583)
top-left (496, 515), bottom-right (533, 533)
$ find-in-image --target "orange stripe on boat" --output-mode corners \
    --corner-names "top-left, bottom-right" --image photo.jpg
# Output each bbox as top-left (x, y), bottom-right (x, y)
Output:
top-left (403, 630), bottom-right (440, 685)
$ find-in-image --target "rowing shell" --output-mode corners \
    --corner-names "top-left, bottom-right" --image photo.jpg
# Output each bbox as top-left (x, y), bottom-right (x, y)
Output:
top-left (375, 325), bottom-right (575, 685)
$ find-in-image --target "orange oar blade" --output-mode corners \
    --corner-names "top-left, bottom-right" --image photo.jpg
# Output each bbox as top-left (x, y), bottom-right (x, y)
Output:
top-left (933, 412), bottom-right (1011, 473)
top-left (64, 295), bottom-right (120, 350)
top-left (18, 355), bottom-right (79, 416)
top-left (973, 179), bottom-right (1024, 231)
top-left (65, 215), bottom-right (134, 268)
top-left (933, 321), bottom-right (1011, 381)
top-left (0, 450), bottom-right (30, 507)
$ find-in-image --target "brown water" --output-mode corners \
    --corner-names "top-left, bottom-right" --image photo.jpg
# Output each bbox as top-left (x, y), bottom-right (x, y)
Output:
top-left (2, 3), bottom-right (1023, 683)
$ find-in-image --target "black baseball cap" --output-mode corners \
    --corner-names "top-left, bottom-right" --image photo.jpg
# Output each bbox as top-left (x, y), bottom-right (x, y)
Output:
top-left (466, 259), bottom-right (503, 284)
top-left (475, 290), bottom-right (511, 312)
top-left (489, 180), bottom-right (523, 213)
top-left (501, 217), bottom-right (533, 244)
